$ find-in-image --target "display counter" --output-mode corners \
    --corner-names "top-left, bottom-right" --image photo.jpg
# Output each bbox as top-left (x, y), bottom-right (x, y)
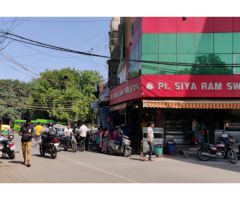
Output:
top-left (165, 120), bottom-right (192, 144)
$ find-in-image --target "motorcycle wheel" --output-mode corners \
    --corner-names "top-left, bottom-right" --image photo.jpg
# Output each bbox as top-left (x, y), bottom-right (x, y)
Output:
top-left (8, 151), bottom-right (15, 159)
top-left (107, 148), bottom-right (113, 155)
top-left (198, 149), bottom-right (211, 161)
top-left (72, 141), bottom-right (77, 153)
top-left (40, 145), bottom-right (45, 156)
top-left (228, 150), bottom-right (238, 164)
top-left (51, 147), bottom-right (57, 159)
top-left (124, 148), bottom-right (131, 157)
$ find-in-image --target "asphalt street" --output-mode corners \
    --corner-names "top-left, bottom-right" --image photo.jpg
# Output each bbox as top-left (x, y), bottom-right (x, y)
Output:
top-left (1, 134), bottom-right (240, 183)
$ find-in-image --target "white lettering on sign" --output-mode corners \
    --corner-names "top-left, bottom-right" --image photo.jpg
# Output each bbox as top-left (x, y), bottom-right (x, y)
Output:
top-left (215, 83), bottom-right (222, 90)
top-left (175, 82), bottom-right (180, 91)
top-left (159, 82), bottom-right (239, 91)
top-left (233, 83), bottom-right (240, 90)
top-left (227, 82), bottom-right (232, 90)
top-left (201, 82), bottom-right (207, 90)
top-left (111, 84), bottom-right (139, 100)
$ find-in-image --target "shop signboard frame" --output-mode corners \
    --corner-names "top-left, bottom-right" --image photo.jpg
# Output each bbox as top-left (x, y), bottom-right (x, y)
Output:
top-left (110, 74), bottom-right (240, 106)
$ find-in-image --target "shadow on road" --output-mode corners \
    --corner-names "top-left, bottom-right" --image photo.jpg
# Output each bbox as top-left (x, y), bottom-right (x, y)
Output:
top-left (32, 154), bottom-right (52, 159)
top-left (130, 158), bottom-right (144, 162)
top-left (166, 154), bottom-right (240, 173)
top-left (8, 161), bottom-right (23, 164)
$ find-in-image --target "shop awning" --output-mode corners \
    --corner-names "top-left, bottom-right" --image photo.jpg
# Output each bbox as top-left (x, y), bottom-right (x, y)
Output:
top-left (143, 100), bottom-right (240, 109)
top-left (110, 102), bottom-right (127, 111)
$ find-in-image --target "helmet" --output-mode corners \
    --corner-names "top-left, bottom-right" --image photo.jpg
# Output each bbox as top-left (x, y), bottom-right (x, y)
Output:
top-left (48, 122), bottom-right (53, 127)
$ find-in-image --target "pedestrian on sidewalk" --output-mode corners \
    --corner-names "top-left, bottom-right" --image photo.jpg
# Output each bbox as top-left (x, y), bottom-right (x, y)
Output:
top-left (101, 127), bottom-right (110, 154)
top-left (35, 122), bottom-right (43, 147)
top-left (19, 118), bottom-right (34, 167)
top-left (142, 121), bottom-right (155, 161)
top-left (199, 119), bottom-right (206, 143)
top-left (97, 126), bottom-right (103, 153)
top-left (79, 122), bottom-right (88, 151)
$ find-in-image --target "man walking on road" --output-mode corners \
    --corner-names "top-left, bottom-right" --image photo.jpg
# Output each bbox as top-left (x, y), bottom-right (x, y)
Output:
top-left (35, 122), bottom-right (43, 147)
top-left (64, 124), bottom-right (73, 148)
top-left (79, 122), bottom-right (88, 151)
top-left (19, 118), bottom-right (34, 167)
top-left (142, 121), bottom-right (155, 161)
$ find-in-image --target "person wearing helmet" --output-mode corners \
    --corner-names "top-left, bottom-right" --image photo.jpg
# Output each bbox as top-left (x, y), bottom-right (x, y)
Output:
top-left (41, 122), bottom-right (55, 143)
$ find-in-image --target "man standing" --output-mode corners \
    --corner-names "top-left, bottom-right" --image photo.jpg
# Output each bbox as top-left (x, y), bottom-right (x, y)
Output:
top-left (19, 118), bottom-right (34, 167)
top-left (63, 124), bottom-right (73, 148)
top-left (35, 122), bottom-right (43, 147)
top-left (142, 121), bottom-right (155, 161)
top-left (79, 122), bottom-right (88, 151)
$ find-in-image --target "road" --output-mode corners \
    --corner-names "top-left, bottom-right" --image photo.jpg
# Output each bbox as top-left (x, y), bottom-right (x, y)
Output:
top-left (1, 134), bottom-right (240, 183)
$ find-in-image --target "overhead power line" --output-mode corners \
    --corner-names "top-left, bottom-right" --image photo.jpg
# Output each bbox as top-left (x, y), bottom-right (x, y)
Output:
top-left (1, 31), bottom-right (240, 68)
top-left (26, 19), bottom-right (111, 23)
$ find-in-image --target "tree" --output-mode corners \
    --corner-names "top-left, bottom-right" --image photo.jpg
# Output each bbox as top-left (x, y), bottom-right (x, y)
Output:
top-left (0, 79), bottom-right (31, 122)
top-left (177, 54), bottom-right (233, 75)
top-left (30, 68), bottom-right (100, 121)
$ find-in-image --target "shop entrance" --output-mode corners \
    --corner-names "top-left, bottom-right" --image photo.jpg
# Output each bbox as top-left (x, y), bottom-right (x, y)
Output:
top-left (165, 109), bottom-right (240, 145)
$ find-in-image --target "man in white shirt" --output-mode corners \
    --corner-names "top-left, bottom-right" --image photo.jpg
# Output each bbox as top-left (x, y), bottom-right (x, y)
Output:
top-left (64, 124), bottom-right (73, 148)
top-left (142, 121), bottom-right (155, 161)
top-left (78, 122), bottom-right (88, 151)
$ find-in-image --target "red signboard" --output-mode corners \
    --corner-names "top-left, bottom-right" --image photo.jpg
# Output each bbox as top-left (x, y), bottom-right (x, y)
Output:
top-left (110, 76), bottom-right (142, 105)
top-left (110, 75), bottom-right (240, 105)
top-left (141, 75), bottom-right (240, 98)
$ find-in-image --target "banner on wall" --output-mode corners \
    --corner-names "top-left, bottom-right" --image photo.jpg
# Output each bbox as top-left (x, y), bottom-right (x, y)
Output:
top-left (102, 107), bottom-right (110, 130)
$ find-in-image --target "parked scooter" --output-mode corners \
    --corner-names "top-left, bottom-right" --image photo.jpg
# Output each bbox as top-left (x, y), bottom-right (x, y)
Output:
top-left (197, 135), bottom-right (238, 164)
top-left (108, 127), bottom-right (132, 157)
top-left (0, 135), bottom-right (16, 159)
top-left (59, 134), bottom-right (77, 152)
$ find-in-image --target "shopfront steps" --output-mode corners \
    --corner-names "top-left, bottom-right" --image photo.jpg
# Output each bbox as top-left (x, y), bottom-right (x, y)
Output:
top-left (178, 147), bottom-right (198, 158)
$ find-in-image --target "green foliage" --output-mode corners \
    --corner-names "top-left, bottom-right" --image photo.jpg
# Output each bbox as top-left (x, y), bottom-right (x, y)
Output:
top-left (30, 68), bottom-right (100, 121)
top-left (0, 79), bottom-right (31, 121)
top-left (177, 54), bottom-right (233, 75)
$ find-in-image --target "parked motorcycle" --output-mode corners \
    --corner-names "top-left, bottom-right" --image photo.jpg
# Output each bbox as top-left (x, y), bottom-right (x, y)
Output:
top-left (39, 134), bottom-right (59, 159)
top-left (108, 134), bottom-right (132, 157)
top-left (58, 134), bottom-right (77, 152)
top-left (0, 135), bottom-right (16, 159)
top-left (197, 135), bottom-right (238, 164)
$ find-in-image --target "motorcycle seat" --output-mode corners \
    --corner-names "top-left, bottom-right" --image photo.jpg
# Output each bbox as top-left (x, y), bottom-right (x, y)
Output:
top-left (112, 140), bottom-right (120, 145)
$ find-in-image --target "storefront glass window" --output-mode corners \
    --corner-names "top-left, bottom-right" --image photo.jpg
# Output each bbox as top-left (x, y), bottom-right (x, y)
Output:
top-left (142, 34), bottom-right (159, 54)
top-left (214, 54), bottom-right (233, 75)
top-left (177, 33), bottom-right (195, 53)
top-left (195, 33), bottom-right (213, 54)
top-left (159, 54), bottom-right (176, 75)
top-left (141, 54), bottom-right (158, 75)
top-left (159, 33), bottom-right (176, 54)
top-left (214, 33), bottom-right (233, 54)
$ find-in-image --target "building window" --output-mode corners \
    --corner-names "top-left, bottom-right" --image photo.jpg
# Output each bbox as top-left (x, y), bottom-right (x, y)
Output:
top-left (233, 54), bottom-right (240, 74)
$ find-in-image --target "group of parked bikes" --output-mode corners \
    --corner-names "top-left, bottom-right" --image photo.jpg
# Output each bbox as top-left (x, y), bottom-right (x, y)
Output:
top-left (38, 125), bottom-right (132, 159)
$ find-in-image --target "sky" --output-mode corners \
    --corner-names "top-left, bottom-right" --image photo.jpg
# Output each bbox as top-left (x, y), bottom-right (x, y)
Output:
top-left (0, 17), bottom-right (112, 82)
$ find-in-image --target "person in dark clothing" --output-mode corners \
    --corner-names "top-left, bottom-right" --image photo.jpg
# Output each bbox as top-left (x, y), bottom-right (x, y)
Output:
top-left (19, 118), bottom-right (34, 167)
top-left (85, 127), bottom-right (91, 151)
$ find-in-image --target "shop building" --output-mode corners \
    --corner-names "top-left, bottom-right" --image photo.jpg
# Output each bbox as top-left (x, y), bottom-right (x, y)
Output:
top-left (110, 17), bottom-right (240, 153)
